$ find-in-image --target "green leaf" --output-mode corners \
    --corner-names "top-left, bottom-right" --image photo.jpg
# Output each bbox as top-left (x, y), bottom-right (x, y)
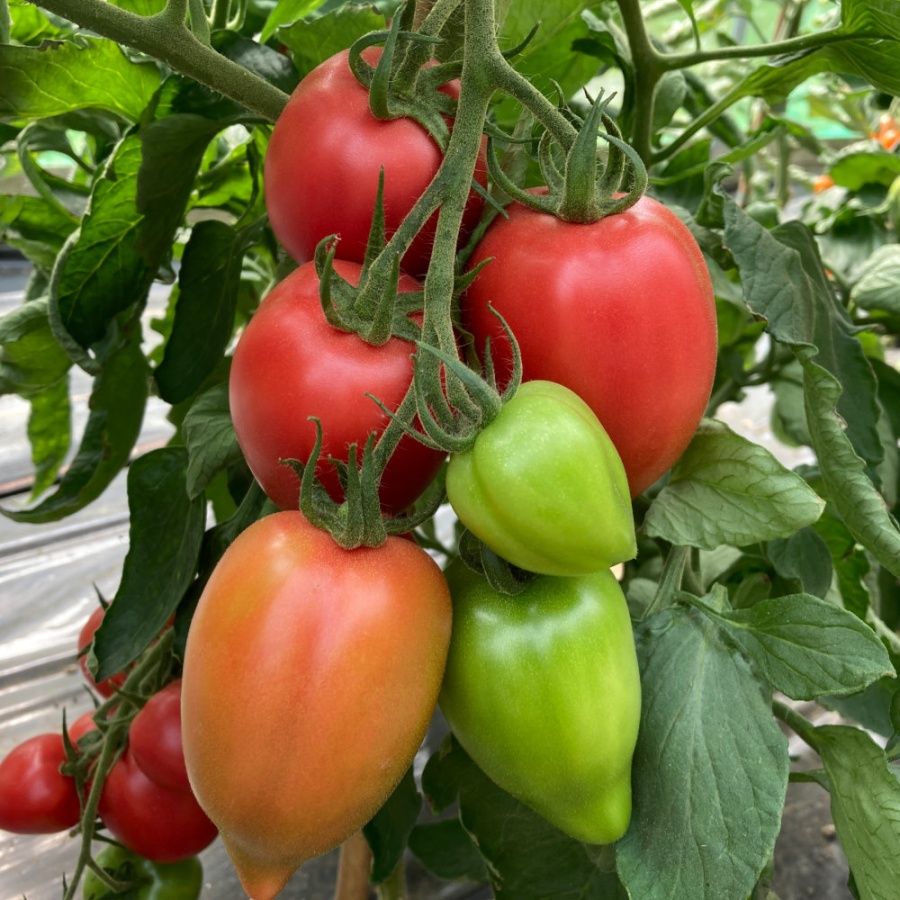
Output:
top-left (92, 446), bottom-right (205, 680)
top-left (0, 331), bottom-right (148, 523)
top-left (821, 679), bottom-right (897, 738)
top-left (26, 376), bottom-right (71, 499)
top-left (259, 0), bottom-right (332, 44)
top-left (49, 135), bottom-right (152, 354)
top-left (182, 383), bottom-right (244, 500)
top-left (831, 150), bottom-right (900, 191)
top-left (616, 606), bottom-right (789, 900)
top-left (0, 193), bottom-right (79, 269)
top-left (278, 7), bottom-right (385, 79)
top-left (0, 38), bottom-right (160, 122)
top-left (767, 528), bottom-right (833, 599)
top-left (814, 515), bottom-right (873, 619)
top-left (154, 220), bottom-right (247, 404)
top-left (499, 1), bottom-right (600, 105)
top-left (815, 725), bottom-right (900, 900)
top-left (803, 360), bottom-right (900, 579)
top-left (0, 298), bottom-right (72, 396)
top-left (421, 736), bottom-right (625, 899)
top-left (408, 819), bottom-right (489, 884)
top-left (692, 590), bottom-right (893, 701)
top-left (643, 419), bottom-right (825, 550)
top-left (363, 767), bottom-right (421, 884)
top-left (840, 0), bottom-right (900, 38)
top-left (850, 244), bottom-right (900, 315)
top-left (136, 114), bottom-right (224, 267)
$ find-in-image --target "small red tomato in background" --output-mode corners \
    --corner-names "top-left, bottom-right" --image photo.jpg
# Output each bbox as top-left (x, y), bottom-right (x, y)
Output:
top-left (264, 47), bottom-right (487, 278)
top-left (229, 259), bottom-right (446, 514)
top-left (130, 680), bottom-right (191, 794)
top-left (813, 173), bottom-right (835, 193)
top-left (0, 734), bottom-right (81, 833)
top-left (67, 710), bottom-right (99, 743)
top-left (462, 191), bottom-right (718, 497)
top-left (78, 606), bottom-right (127, 698)
top-left (98, 748), bottom-right (217, 863)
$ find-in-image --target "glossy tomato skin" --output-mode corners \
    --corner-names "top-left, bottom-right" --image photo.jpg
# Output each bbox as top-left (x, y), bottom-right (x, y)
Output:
top-left (98, 748), bottom-right (218, 863)
top-left (130, 680), bottom-right (191, 794)
top-left (264, 47), bottom-right (487, 278)
top-left (79, 606), bottom-right (127, 698)
top-left (182, 510), bottom-right (452, 900)
top-left (462, 192), bottom-right (717, 497)
top-left (0, 733), bottom-right (81, 833)
top-left (446, 380), bottom-right (635, 575)
top-left (230, 259), bottom-right (445, 514)
top-left (439, 560), bottom-right (641, 844)
top-left (82, 845), bottom-right (203, 900)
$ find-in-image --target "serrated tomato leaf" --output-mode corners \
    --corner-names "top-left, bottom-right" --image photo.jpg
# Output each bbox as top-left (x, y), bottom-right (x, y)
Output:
top-left (616, 606), bottom-right (788, 900)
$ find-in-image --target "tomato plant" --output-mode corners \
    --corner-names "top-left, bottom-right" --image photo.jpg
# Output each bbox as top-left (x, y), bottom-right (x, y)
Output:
top-left (129, 680), bottom-right (190, 794)
top-left (82, 845), bottom-right (202, 900)
top-left (439, 559), bottom-right (641, 844)
top-left (461, 191), bottom-right (718, 497)
top-left (446, 380), bottom-right (635, 575)
top-left (264, 47), bottom-right (487, 277)
top-left (0, 734), bottom-right (81, 834)
top-left (181, 510), bottom-right (452, 900)
top-left (4, 1), bottom-right (900, 900)
top-left (229, 259), bottom-right (445, 514)
top-left (98, 749), bottom-right (218, 863)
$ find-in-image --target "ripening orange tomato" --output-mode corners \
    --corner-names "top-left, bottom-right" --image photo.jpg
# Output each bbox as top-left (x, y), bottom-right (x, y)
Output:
top-left (181, 511), bottom-right (452, 900)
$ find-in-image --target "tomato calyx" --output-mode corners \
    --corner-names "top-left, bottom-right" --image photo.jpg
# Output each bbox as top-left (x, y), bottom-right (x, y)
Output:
top-left (289, 418), bottom-right (442, 550)
top-left (489, 89), bottom-right (648, 224)
top-left (348, 8), bottom-right (452, 147)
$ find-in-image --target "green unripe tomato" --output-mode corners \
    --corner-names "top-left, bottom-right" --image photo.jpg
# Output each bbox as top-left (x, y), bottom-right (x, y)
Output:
top-left (439, 559), bottom-right (641, 844)
top-left (446, 380), bottom-right (635, 576)
top-left (82, 846), bottom-right (203, 900)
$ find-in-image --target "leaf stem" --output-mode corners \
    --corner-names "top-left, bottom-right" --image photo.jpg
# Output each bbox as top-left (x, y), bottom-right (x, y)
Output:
top-left (642, 545), bottom-right (689, 620)
top-left (772, 698), bottom-right (820, 751)
top-left (29, 0), bottom-right (289, 122)
top-left (662, 27), bottom-right (877, 70)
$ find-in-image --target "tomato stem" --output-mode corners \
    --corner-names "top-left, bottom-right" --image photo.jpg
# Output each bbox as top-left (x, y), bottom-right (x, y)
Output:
top-left (30, 0), bottom-right (289, 122)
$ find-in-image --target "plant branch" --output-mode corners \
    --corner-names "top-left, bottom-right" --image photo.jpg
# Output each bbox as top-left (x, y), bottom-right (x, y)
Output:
top-left (614, 0), bottom-right (664, 164)
top-left (29, 0), bottom-right (289, 122)
top-left (660, 27), bottom-right (879, 70)
top-left (772, 698), bottom-right (820, 751)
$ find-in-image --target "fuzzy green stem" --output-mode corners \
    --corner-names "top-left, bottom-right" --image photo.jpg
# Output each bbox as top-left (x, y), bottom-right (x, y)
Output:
top-left (772, 699), bottom-right (821, 750)
top-left (614, 0), bottom-right (664, 164)
top-left (641, 545), bottom-right (689, 620)
top-left (29, 0), bottom-right (289, 122)
top-left (661, 27), bottom-right (878, 70)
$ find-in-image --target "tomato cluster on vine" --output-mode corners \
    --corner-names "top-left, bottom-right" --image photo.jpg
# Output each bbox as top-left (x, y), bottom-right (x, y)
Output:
top-left (0, 603), bottom-right (212, 897)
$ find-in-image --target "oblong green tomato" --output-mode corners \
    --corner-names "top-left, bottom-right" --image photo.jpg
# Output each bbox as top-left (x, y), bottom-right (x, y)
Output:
top-left (445, 380), bottom-right (635, 575)
top-left (82, 846), bottom-right (202, 900)
top-left (439, 560), bottom-right (641, 844)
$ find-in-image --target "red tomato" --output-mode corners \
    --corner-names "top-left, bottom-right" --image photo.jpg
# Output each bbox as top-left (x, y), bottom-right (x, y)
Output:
top-left (98, 748), bottom-right (217, 863)
top-left (130, 680), bottom-right (191, 794)
top-left (68, 710), bottom-right (98, 743)
top-left (229, 259), bottom-right (445, 514)
top-left (78, 606), bottom-right (127, 698)
top-left (461, 192), bottom-right (718, 496)
top-left (181, 510), bottom-right (452, 900)
top-left (813, 173), bottom-right (835, 193)
top-left (264, 47), bottom-right (487, 277)
top-left (0, 734), bottom-right (81, 833)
